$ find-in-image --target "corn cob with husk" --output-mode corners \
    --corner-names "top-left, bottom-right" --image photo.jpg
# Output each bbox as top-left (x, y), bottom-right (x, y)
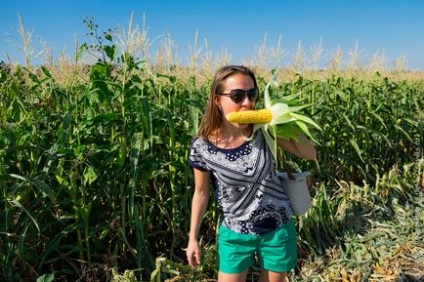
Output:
top-left (225, 72), bottom-right (321, 162)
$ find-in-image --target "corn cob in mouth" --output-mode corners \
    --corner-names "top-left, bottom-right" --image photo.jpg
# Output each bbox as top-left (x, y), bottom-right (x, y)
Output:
top-left (226, 109), bottom-right (273, 124)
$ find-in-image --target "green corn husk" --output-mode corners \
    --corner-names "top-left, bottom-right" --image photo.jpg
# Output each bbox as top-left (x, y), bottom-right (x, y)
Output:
top-left (250, 72), bottom-right (322, 162)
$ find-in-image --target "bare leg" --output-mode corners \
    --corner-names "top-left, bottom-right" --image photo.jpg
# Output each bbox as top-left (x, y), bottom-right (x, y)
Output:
top-left (259, 269), bottom-right (287, 282)
top-left (218, 270), bottom-right (249, 282)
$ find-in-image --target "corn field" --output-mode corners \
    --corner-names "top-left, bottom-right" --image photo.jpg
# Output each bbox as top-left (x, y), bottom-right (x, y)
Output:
top-left (1, 22), bottom-right (424, 282)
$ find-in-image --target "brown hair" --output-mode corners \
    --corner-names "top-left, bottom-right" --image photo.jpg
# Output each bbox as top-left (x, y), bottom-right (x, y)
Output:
top-left (197, 65), bottom-right (258, 140)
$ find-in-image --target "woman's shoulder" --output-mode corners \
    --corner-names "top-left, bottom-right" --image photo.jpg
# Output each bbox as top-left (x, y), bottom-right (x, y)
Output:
top-left (190, 136), bottom-right (212, 154)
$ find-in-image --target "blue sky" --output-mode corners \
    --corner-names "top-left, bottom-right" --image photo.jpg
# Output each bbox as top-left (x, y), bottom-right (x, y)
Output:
top-left (1, 0), bottom-right (423, 70)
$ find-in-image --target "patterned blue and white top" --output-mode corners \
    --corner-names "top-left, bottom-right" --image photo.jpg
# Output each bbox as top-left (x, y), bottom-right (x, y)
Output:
top-left (188, 129), bottom-right (293, 235)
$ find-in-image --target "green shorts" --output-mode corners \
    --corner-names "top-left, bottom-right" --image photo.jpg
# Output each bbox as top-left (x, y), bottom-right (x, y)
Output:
top-left (217, 218), bottom-right (297, 274)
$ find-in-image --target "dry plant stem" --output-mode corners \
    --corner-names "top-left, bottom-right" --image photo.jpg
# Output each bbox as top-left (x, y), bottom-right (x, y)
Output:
top-left (18, 14), bottom-right (32, 69)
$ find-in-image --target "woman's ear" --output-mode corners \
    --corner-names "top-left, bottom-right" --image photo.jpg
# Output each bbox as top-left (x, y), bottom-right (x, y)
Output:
top-left (214, 96), bottom-right (222, 110)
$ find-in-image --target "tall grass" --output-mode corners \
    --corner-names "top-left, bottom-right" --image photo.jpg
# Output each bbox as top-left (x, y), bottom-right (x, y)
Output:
top-left (1, 16), bottom-right (423, 281)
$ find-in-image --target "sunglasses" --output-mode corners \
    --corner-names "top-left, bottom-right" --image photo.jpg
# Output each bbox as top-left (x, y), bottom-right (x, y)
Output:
top-left (216, 88), bottom-right (259, 104)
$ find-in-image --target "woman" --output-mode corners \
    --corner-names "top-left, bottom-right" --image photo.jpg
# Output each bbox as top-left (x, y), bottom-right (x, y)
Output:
top-left (186, 65), bottom-right (316, 282)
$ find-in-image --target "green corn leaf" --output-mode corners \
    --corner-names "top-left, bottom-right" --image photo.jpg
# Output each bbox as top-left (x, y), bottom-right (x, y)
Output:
top-left (289, 112), bottom-right (322, 130)
top-left (8, 199), bottom-right (40, 234)
top-left (349, 138), bottom-right (365, 163)
top-left (273, 114), bottom-right (297, 125)
top-left (285, 104), bottom-right (312, 112)
top-left (83, 166), bottom-right (98, 185)
top-left (272, 123), bottom-right (303, 141)
top-left (10, 173), bottom-right (56, 203)
top-left (277, 93), bottom-right (302, 102)
top-left (295, 120), bottom-right (319, 144)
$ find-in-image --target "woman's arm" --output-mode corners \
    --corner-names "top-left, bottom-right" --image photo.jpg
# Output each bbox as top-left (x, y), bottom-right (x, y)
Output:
top-left (186, 168), bottom-right (210, 268)
top-left (276, 134), bottom-right (317, 160)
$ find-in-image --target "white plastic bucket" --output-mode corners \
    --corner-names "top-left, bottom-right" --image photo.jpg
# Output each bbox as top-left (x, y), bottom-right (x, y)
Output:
top-left (277, 171), bottom-right (312, 215)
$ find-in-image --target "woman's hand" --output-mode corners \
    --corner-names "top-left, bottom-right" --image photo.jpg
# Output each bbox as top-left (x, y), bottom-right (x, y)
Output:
top-left (186, 238), bottom-right (201, 268)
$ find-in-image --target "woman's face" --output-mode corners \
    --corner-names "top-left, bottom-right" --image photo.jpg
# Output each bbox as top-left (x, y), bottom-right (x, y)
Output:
top-left (215, 73), bottom-right (257, 129)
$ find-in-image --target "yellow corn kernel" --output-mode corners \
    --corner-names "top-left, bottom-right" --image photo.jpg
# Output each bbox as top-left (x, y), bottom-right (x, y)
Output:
top-left (226, 109), bottom-right (273, 124)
